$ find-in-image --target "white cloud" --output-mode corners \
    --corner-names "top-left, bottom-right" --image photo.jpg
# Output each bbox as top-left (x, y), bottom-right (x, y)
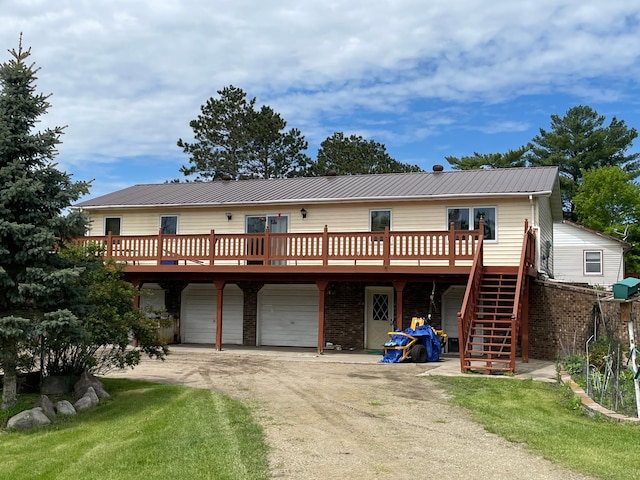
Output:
top-left (2, 0), bottom-right (640, 194)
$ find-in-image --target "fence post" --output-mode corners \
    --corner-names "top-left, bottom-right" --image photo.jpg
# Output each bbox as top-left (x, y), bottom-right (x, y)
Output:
top-left (106, 231), bottom-right (113, 258)
top-left (209, 229), bottom-right (216, 265)
top-left (157, 228), bottom-right (163, 265)
top-left (322, 226), bottom-right (329, 266)
top-left (263, 227), bottom-right (270, 264)
top-left (448, 222), bottom-right (455, 266)
top-left (383, 226), bottom-right (390, 267)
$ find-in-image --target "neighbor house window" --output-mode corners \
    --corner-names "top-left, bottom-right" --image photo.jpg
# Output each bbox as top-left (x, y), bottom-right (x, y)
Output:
top-left (447, 206), bottom-right (496, 240)
top-left (160, 215), bottom-right (178, 234)
top-left (584, 250), bottom-right (603, 275)
top-left (104, 217), bottom-right (121, 235)
top-left (370, 210), bottom-right (391, 232)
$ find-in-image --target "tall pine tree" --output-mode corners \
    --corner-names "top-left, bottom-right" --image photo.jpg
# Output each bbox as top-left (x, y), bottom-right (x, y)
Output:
top-left (0, 37), bottom-right (90, 408)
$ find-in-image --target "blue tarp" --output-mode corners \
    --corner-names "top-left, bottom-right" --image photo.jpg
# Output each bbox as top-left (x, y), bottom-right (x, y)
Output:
top-left (379, 324), bottom-right (441, 363)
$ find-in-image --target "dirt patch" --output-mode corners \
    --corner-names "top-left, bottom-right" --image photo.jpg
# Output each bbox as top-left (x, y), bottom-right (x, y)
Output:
top-left (107, 347), bottom-right (594, 480)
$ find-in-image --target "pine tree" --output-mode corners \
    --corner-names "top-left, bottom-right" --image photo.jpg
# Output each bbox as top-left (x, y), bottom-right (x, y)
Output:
top-left (0, 37), bottom-right (90, 408)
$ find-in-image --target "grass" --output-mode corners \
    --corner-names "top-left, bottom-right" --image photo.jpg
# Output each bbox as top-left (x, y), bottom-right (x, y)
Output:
top-left (432, 376), bottom-right (640, 480)
top-left (1, 378), bottom-right (268, 480)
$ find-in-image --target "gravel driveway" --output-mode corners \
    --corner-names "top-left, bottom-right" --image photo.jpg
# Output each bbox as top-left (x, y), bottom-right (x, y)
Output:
top-left (107, 346), bottom-right (594, 480)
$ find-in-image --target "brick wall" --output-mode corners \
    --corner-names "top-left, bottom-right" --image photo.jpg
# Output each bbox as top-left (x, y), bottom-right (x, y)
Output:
top-left (324, 282), bottom-right (366, 349)
top-left (238, 282), bottom-right (263, 346)
top-left (529, 280), bottom-right (640, 360)
top-left (322, 282), bottom-right (445, 349)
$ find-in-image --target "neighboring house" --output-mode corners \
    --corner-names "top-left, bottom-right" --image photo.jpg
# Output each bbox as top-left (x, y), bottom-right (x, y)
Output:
top-left (552, 220), bottom-right (629, 288)
top-left (74, 166), bottom-right (563, 373)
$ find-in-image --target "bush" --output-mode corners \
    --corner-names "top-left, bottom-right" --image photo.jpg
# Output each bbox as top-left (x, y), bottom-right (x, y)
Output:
top-left (561, 354), bottom-right (583, 376)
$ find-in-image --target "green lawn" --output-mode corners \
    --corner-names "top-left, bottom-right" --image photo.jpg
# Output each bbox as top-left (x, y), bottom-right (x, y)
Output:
top-left (432, 376), bottom-right (640, 480)
top-left (1, 378), bottom-right (268, 480)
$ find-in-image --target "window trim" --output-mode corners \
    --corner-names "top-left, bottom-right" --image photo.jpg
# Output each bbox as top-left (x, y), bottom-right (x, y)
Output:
top-left (159, 215), bottom-right (178, 235)
top-left (446, 206), bottom-right (497, 242)
top-left (584, 250), bottom-right (603, 276)
top-left (103, 216), bottom-right (122, 236)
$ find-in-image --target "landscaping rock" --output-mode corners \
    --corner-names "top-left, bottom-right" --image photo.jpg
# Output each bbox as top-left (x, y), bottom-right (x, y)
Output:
top-left (41, 375), bottom-right (76, 395)
top-left (74, 386), bottom-right (99, 411)
top-left (74, 371), bottom-right (110, 400)
top-left (7, 407), bottom-right (51, 430)
top-left (55, 400), bottom-right (76, 416)
top-left (34, 395), bottom-right (56, 419)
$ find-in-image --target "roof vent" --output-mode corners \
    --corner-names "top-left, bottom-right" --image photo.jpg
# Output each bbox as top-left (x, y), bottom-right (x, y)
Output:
top-left (325, 170), bottom-right (337, 177)
top-left (432, 164), bottom-right (444, 173)
top-left (221, 173), bottom-right (232, 181)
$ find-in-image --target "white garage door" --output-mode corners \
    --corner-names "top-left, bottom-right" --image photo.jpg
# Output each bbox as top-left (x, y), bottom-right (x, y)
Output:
top-left (258, 284), bottom-right (319, 347)
top-left (181, 284), bottom-right (243, 344)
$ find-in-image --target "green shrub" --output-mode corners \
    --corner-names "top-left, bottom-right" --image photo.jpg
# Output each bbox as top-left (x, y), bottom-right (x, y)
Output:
top-left (561, 354), bottom-right (583, 376)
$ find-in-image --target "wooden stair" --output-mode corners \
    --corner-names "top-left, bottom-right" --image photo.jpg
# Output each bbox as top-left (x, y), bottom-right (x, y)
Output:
top-left (463, 271), bottom-right (518, 374)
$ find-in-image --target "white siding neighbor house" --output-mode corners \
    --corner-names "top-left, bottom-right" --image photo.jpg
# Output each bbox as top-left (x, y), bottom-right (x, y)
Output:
top-left (553, 220), bottom-right (629, 288)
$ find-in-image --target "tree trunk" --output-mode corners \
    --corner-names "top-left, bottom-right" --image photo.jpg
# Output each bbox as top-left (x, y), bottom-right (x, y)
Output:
top-left (2, 362), bottom-right (17, 410)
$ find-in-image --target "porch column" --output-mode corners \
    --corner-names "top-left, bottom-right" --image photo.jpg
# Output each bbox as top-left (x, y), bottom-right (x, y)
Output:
top-left (214, 280), bottom-right (226, 351)
top-left (392, 281), bottom-right (406, 330)
top-left (130, 279), bottom-right (142, 347)
top-left (316, 281), bottom-right (329, 354)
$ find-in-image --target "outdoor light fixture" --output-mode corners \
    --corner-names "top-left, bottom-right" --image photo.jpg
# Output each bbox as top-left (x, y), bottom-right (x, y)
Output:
top-left (226, 212), bottom-right (232, 221)
top-left (300, 208), bottom-right (307, 219)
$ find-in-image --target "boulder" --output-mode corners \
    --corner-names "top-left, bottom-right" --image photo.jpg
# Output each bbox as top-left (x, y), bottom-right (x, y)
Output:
top-left (74, 371), bottom-right (110, 400)
top-left (41, 375), bottom-right (76, 395)
top-left (55, 400), bottom-right (76, 416)
top-left (7, 407), bottom-right (51, 430)
top-left (34, 395), bottom-right (56, 419)
top-left (74, 387), bottom-right (99, 411)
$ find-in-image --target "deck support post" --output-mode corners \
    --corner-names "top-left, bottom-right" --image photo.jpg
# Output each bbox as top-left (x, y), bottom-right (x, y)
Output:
top-left (214, 279), bottom-right (226, 351)
top-left (316, 280), bottom-right (329, 354)
top-left (392, 280), bottom-right (406, 330)
top-left (521, 278), bottom-right (529, 363)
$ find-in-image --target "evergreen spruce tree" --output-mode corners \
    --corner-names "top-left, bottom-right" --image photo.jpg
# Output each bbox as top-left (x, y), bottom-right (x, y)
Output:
top-left (0, 37), bottom-right (90, 408)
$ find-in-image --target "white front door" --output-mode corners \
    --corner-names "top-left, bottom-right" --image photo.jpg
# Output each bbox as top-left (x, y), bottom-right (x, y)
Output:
top-left (365, 287), bottom-right (394, 349)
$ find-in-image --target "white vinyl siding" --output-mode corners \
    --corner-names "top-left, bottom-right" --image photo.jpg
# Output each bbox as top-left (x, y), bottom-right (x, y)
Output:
top-left (537, 196), bottom-right (554, 278)
top-left (258, 284), bottom-right (318, 347)
top-left (553, 222), bottom-right (625, 287)
top-left (83, 197), bottom-right (536, 267)
top-left (180, 284), bottom-right (243, 344)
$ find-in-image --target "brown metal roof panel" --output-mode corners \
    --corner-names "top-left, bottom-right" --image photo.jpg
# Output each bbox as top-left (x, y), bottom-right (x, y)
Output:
top-left (74, 166), bottom-right (559, 208)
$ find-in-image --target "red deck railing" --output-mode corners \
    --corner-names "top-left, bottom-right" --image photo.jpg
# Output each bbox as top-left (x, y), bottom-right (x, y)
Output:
top-left (75, 223), bottom-right (481, 268)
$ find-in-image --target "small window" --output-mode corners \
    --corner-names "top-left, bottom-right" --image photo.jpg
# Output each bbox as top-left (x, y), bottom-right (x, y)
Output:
top-left (584, 251), bottom-right (602, 275)
top-left (370, 210), bottom-right (391, 232)
top-left (160, 215), bottom-right (178, 234)
top-left (447, 206), bottom-right (496, 240)
top-left (104, 217), bottom-right (121, 235)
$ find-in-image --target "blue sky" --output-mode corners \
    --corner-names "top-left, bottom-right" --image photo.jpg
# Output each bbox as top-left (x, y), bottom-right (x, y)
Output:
top-left (2, 1), bottom-right (640, 200)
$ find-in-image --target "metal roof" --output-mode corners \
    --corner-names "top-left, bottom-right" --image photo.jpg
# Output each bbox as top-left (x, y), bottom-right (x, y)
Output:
top-left (75, 166), bottom-right (561, 210)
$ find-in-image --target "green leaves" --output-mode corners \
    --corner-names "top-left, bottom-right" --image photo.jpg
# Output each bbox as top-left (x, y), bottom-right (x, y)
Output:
top-left (314, 132), bottom-right (421, 175)
top-left (178, 85), bottom-right (311, 180)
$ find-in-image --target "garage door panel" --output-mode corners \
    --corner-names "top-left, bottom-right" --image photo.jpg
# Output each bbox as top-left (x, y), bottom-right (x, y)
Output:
top-left (259, 285), bottom-right (318, 347)
top-left (181, 284), bottom-right (243, 344)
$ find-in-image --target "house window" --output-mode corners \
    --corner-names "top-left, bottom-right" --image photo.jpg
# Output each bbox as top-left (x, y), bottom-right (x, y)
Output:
top-left (104, 217), bottom-right (121, 235)
top-left (447, 206), bottom-right (496, 240)
top-left (584, 250), bottom-right (603, 275)
top-left (370, 210), bottom-right (391, 232)
top-left (160, 215), bottom-right (178, 234)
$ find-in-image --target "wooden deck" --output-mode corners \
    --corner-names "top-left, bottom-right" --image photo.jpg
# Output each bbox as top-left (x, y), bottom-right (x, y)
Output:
top-left (76, 224), bottom-right (482, 275)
